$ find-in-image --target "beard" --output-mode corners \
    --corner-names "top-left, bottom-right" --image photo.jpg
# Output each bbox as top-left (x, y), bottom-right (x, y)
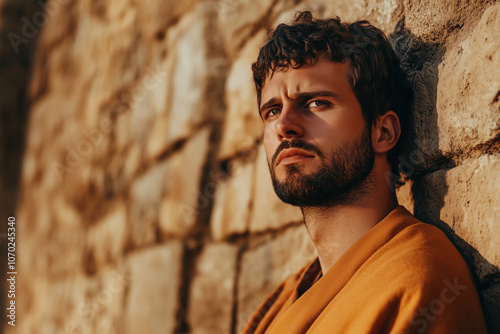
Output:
top-left (268, 125), bottom-right (375, 207)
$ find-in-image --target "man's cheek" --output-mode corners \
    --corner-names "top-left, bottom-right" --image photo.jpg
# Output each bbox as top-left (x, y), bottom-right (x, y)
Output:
top-left (263, 123), bottom-right (274, 140)
top-left (263, 126), bottom-right (277, 157)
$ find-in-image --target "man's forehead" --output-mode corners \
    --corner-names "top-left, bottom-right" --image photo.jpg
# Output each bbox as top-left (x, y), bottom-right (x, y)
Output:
top-left (260, 60), bottom-right (351, 104)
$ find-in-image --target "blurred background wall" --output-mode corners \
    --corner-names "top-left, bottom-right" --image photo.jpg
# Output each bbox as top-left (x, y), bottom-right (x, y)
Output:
top-left (1, 0), bottom-right (499, 333)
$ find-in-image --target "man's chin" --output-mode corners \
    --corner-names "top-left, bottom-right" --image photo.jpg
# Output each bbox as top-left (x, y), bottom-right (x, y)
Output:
top-left (274, 163), bottom-right (317, 180)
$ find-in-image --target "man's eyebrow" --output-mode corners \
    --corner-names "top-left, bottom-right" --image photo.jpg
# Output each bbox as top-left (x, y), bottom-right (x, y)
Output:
top-left (259, 91), bottom-right (340, 114)
top-left (259, 97), bottom-right (280, 115)
top-left (294, 90), bottom-right (340, 100)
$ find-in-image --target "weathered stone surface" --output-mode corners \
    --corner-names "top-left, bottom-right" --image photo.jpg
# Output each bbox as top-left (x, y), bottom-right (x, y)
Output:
top-left (85, 201), bottom-right (128, 271)
top-left (211, 158), bottom-right (254, 240)
top-left (17, 264), bottom-right (129, 334)
top-left (159, 128), bottom-right (211, 237)
top-left (412, 154), bottom-right (500, 333)
top-left (396, 180), bottom-right (414, 213)
top-left (135, 0), bottom-right (199, 40)
top-left (9, 0), bottom-right (500, 333)
top-left (249, 145), bottom-right (303, 232)
top-left (123, 241), bottom-right (184, 334)
top-left (112, 62), bottom-right (169, 155)
top-left (88, 266), bottom-right (130, 334)
top-left (145, 57), bottom-right (176, 159)
top-left (237, 225), bottom-right (316, 332)
top-left (166, 8), bottom-right (210, 142)
top-left (218, 31), bottom-right (266, 160)
top-left (413, 154), bottom-right (500, 269)
top-left (363, 0), bottom-right (404, 33)
top-left (16, 276), bottom-right (89, 334)
top-left (404, 0), bottom-right (489, 42)
top-left (213, 0), bottom-right (274, 57)
top-left (188, 243), bottom-right (239, 334)
top-left (122, 143), bottom-right (142, 181)
top-left (129, 161), bottom-right (169, 247)
top-left (271, 0), bottom-right (403, 34)
top-left (434, 3), bottom-right (500, 154)
top-left (126, 64), bottom-right (170, 150)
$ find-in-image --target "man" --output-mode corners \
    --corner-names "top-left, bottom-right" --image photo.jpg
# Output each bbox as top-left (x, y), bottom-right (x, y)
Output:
top-left (241, 11), bottom-right (487, 333)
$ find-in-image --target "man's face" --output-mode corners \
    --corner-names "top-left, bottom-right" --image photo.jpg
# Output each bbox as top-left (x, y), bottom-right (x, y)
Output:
top-left (259, 59), bottom-right (375, 207)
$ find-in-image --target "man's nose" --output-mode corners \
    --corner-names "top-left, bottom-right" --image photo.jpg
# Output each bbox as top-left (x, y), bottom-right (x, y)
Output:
top-left (275, 105), bottom-right (304, 141)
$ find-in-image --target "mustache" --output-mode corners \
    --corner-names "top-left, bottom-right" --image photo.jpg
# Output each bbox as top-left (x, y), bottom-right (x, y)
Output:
top-left (271, 139), bottom-right (323, 166)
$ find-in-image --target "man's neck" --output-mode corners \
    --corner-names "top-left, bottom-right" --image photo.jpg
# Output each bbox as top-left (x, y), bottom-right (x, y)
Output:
top-left (302, 192), bottom-right (397, 275)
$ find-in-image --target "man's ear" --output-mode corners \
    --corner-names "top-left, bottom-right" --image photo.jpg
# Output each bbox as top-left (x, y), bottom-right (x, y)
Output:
top-left (372, 111), bottom-right (401, 154)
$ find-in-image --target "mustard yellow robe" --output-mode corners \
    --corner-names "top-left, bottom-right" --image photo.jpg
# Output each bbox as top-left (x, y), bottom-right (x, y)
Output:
top-left (241, 206), bottom-right (487, 333)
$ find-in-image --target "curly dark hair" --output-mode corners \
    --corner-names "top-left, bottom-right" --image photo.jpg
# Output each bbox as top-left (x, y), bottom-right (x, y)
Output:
top-left (252, 11), bottom-right (413, 181)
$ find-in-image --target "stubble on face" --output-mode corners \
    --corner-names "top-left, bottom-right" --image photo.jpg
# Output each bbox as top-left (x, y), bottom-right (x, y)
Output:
top-left (268, 125), bottom-right (375, 207)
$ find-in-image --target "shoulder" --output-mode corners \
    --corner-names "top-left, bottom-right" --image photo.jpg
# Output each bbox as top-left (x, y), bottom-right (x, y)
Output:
top-left (344, 214), bottom-right (487, 332)
top-left (354, 213), bottom-right (482, 318)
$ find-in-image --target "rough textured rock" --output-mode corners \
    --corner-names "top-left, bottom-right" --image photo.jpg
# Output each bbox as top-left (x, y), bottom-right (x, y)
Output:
top-left (237, 225), bottom-right (316, 332)
top-left (214, 0), bottom-right (275, 58)
top-left (435, 3), bottom-right (500, 155)
top-left (166, 7), bottom-right (211, 142)
top-left (85, 200), bottom-right (128, 271)
top-left (412, 154), bottom-right (500, 331)
top-left (159, 128), bottom-right (211, 238)
top-left (218, 31), bottom-right (267, 160)
top-left (123, 242), bottom-right (184, 334)
top-left (413, 154), bottom-right (500, 270)
top-left (188, 243), bottom-right (239, 334)
top-left (129, 161), bottom-right (169, 247)
top-left (210, 158), bottom-right (254, 240)
top-left (404, 0), bottom-right (489, 42)
top-left (6, 0), bottom-right (500, 333)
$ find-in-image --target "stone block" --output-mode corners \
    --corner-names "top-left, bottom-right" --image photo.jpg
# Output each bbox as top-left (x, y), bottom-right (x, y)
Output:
top-left (210, 158), bottom-right (254, 240)
top-left (237, 225), bottom-right (316, 332)
top-left (412, 154), bottom-right (500, 271)
top-left (434, 4), bottom-right (500, 154)
top-left (213, 0), bottom-right (274, 57)
top-left (109, 61), bottom-right (169, 155)
top-left (85, 201), bottom-right (128, 271)
top-left (166, 9), bottom-right (210, 142)
top-left (123, 241), bottom-right (184, 334)
top-left (122, 143), bottom-right (142, 181)
top-left (218, 31), bottom-right (266, 160)
top-left (159, 128), bottom-right (211, 237)
top-left (249, 145), bottom-right (303, 232)
top-left (67, 266), bottom-right (129, 334)
top-left (135, 0), bottom-right (199, 40)
top-left (17, 276), bottom-right (89, 334)
top-left (16, 265), bottom-right (127, 334)
top-left (363, 0), bottom-right (404, 33)
top-left (145, 57), bottom-right (176, 159)
top-left (129, 161), bottom-right (170, 247)
top-left (188, 243), bottom-right (239, 334)
top-left (89, 265), bottom-right (132, 333)
top-left (404, 0), bottom-right (489, 42)
top-left (40, 195), bottom-right (86, 278)
top-left (127, 64), bottom-right (170, 149)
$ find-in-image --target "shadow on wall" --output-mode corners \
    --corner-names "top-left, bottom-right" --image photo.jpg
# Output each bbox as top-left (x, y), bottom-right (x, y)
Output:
top-left (0, 0), bottom-right (48, 329)
top-left (390, 18), bottom-right (500, 333)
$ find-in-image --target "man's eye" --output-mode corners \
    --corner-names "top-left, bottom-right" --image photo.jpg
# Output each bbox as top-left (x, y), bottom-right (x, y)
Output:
top-left (266, 108), bottom-right (280, 119)
top-left (308, 100), bottom-right (327, 108)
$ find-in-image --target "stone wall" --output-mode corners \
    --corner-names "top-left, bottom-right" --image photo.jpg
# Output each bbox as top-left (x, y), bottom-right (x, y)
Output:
top-left (4, 0), bottom-right (499, 333)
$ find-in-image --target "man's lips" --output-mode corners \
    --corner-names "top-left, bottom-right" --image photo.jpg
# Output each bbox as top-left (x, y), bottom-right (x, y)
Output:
top-left (276, 148), bottom-right (315, 166)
